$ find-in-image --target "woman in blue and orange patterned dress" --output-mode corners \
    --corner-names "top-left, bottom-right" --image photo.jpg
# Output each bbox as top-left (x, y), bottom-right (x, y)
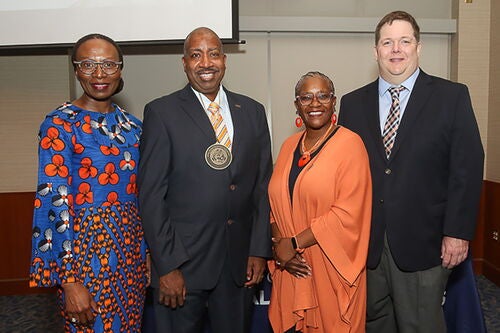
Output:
top-left (29, 33), bottom-right (148, 332)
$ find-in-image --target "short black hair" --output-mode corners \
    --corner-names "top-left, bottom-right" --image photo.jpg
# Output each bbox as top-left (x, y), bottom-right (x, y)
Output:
top-left (183, 27), bottom-right (224, 56)
top-left (71, 33), bottom-right (124, 95)
top-left (71, 33), bottom-right (123, 70)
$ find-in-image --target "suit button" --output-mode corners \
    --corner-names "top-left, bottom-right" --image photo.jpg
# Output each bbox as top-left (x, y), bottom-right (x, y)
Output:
top-left (379, 199), bottom-right (384, 204)
top-left (385, 168), bottom-right (392, 175)
top-left (227, 219), bottom-right (234, 225)
top-left (229, 184), bottom-right (236, 191)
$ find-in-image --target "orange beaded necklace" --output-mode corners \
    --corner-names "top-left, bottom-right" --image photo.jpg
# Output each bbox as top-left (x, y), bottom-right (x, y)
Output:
top-left (298, 122), bottom-right (334, 167)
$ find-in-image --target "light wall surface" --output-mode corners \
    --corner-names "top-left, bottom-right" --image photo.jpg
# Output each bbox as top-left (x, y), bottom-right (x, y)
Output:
top-left (1, 0), bottom-right (493, 193)
top-left (453, 0), bottom-right (490, 179)
top-left (0, 55), bottom-right (69, 192)
top-left (79, 31), bottom-right (451, 160)
top-left (240, 0), bottom-right (451, 18)
top-left (486, 0), bottom-right (500, 182)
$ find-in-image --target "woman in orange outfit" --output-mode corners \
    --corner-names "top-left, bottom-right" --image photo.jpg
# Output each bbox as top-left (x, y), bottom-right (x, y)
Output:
top-left (268, 71), bottom-right (372, 333)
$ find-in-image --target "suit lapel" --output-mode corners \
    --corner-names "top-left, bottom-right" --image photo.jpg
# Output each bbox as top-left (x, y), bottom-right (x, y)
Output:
top-left (389, 71), bottom-right (432, 161)
top-left (225, 88), bottom-right (243, 172)
top-left (364, 80), bottom-right (388, 161)
top-left (179, 85), bottom-right (217, 142)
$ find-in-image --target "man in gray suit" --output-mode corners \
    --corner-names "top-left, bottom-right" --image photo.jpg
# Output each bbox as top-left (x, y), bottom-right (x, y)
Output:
top-left (138, 27), bottom-right (272, 333)
top-left (339, 11), bottom-right (484, 333)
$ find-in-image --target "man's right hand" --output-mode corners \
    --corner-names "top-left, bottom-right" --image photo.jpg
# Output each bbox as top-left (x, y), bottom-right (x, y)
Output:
top-left (159, 269), bottom-right (186, 308)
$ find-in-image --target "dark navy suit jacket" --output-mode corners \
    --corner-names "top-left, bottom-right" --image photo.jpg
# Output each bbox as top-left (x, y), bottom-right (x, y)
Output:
top-left (339, 70), bottom-right (484, 271)
top-left (138, 84), bottom-right (273, 289)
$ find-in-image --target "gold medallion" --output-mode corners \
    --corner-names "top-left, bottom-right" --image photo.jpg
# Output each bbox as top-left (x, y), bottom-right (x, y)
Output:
top-left (205, 143), bottom-right (232, 170)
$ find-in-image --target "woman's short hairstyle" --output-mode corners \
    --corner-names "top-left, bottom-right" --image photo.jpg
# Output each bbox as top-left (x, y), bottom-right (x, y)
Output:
top-left (294, 71), bottom-right (335, 97)
top-left (71, 33), bottom-right (124, 70)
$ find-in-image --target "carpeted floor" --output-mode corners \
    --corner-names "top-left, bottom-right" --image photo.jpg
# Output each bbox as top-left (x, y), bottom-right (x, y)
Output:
top-left (0, 276), bottom-right (498, 333)
top-left (478, 275), bottom-right (500, 332)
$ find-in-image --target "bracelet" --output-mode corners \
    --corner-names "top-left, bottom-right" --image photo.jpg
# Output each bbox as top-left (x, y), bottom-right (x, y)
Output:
top-left (291, 236), bottom-right (304, 253)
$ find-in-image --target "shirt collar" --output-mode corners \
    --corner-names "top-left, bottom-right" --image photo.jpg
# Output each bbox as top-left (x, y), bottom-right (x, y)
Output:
top-left (192, 85), bottom-right (225, 109)
top-left (378, 67), bottom-right (420, 97)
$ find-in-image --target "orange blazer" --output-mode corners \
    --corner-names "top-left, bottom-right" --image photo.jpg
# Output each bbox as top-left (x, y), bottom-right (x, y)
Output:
top-left (268, 126), bottom-right (372, 333)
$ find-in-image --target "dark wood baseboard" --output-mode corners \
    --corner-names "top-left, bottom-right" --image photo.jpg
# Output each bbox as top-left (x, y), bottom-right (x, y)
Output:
top-left (482, 260), bottom-right (500, 286)
top-left (0, 279), bottom-right (56, 296)
top-left (472, 258), bottom-right (484, 275)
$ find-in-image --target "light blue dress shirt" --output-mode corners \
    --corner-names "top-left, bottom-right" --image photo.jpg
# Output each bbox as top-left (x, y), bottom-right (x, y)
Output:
top-left (378, 68), bottom-right (420, 135)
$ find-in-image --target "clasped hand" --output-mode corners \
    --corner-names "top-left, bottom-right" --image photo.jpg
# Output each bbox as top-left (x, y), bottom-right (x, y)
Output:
top-left (272, 237), bottom-right (311, 278)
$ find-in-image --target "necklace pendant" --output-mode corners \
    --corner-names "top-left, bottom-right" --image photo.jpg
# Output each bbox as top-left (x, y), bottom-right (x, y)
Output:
top-left (298, 153), bottom-right (311, 167)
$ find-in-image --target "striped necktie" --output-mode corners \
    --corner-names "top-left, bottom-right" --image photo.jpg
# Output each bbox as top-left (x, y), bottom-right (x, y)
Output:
top-left (208, 101), bottom-right (231, 149)
top-left (382, 86), bottom-right (405, 159)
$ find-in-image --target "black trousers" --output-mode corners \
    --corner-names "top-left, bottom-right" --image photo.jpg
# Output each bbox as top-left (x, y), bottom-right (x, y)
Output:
top-left (153, 257), bottom-right (255, 333)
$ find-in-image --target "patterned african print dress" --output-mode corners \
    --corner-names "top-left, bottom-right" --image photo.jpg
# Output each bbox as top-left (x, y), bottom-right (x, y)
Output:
top-left (29, 103), bottom-right (147, 333)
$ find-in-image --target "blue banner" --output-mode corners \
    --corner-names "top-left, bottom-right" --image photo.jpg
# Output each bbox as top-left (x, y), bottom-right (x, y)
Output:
top-left (250, 273), bottom-right (273, 333)
top-left (443, 256), bottom-right (487, 333)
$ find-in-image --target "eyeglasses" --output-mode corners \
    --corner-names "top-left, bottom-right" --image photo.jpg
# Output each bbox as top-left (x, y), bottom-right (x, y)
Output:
top-left (378, 37), bottom-right (417, 48)
top-left (295, 92), bottom-right (334, 106)
top-left (73, 59), bottom-right (123, 75)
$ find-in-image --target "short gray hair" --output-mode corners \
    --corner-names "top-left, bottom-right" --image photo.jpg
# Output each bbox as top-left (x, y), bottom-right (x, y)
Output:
top-left (294, 71), bottom-right (335, 97)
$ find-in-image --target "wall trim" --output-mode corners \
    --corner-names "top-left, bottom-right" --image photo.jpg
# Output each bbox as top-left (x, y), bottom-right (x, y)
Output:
top-left (483, 260), bottom-right (500, 286)
top-left (0, 279), bottom-right (56, 296)
top-left (240, 16), bottom-right (457, 34)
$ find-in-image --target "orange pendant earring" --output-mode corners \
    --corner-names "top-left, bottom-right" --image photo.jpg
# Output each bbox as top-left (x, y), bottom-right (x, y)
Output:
top-left (331, 113), bottom-right (337, 124)
top-left (295, 116), bottom-right (303, 128)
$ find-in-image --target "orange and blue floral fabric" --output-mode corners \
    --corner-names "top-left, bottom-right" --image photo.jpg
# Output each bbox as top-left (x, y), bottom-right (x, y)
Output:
top-left (30, 103), bottom-right (147, 332)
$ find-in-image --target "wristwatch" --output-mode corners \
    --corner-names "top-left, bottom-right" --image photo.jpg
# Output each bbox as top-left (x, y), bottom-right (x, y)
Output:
top-left (291, 236), bottom-right (304, 253)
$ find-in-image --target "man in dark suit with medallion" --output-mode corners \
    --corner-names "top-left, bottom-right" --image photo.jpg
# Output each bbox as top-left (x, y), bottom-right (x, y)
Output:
top-left (138, 27), bottom-right (272, 333)
top-left (338, 11), bottom-right (484, 333)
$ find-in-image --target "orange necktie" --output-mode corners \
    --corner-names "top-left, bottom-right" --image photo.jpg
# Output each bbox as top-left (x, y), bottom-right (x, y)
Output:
top-left (208, 101), bottom-right (231, 149)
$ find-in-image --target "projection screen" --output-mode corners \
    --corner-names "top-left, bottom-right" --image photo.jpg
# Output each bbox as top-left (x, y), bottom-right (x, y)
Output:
top-left (0, 0), bottom-right (239, 49)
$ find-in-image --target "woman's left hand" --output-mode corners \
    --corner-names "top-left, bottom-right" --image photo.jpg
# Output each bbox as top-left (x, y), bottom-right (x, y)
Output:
top-left (272, 237), bottom-right (298, 266)
top-left (62, 282), bottom-right (99, 327)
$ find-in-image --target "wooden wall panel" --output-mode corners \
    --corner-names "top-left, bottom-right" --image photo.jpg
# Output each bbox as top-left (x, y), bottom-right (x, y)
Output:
top-left (1, 181), bottom-right (498, 295)
top-left (471, 183), bottom-right (486, 274)
top-left (482, 181), bottom-right (500, 285)
top-left (0, 192), bottom-right (55, 295)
